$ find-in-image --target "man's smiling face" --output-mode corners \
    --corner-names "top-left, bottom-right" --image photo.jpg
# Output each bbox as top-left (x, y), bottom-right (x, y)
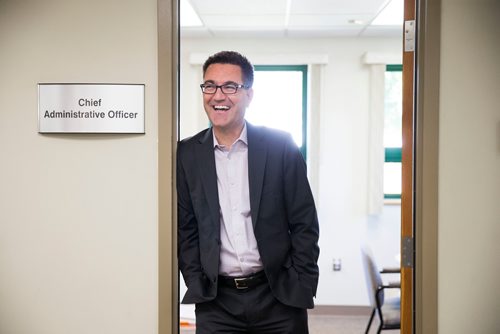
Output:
top-left (202, 63), bottom-right (253, 136)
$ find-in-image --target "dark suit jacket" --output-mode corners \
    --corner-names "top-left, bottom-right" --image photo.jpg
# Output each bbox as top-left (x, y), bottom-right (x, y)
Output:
top-left (177, 122), bottom-right (320, 309)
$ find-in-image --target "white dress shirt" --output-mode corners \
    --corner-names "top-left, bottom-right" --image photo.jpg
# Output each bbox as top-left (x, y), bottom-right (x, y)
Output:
top-left (213, 125), bottom-right (263, 277)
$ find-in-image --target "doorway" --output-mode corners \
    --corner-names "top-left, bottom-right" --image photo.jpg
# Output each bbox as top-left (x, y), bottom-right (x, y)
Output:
top-left (176, 0), bottom-right (413, 332)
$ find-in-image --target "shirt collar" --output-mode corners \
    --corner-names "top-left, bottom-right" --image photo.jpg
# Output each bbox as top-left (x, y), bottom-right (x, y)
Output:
top-left (213, 122), bottom-right (248, 148)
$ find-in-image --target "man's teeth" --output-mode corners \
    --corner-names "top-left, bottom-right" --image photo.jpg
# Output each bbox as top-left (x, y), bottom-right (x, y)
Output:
top-left (214, 106), bottom-right (229, 110)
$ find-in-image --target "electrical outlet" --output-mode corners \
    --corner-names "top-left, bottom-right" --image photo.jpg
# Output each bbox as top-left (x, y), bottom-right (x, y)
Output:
top-left (333, 258), bottom-right (342, 271)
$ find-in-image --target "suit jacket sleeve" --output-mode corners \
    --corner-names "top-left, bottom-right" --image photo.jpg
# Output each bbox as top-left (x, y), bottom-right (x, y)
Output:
top-left (177, 135), bottom-right (221, 304)
top-left (176, 141), bottom-right (203, 286)
top-left (282, 134), bottom-right (320, 296)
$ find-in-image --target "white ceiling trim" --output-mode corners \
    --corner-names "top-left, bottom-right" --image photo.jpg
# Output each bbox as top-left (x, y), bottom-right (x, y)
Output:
top-left (189, 53), bottom-right (329, 65)
top-left (362, 52), bottom-right (402, 65)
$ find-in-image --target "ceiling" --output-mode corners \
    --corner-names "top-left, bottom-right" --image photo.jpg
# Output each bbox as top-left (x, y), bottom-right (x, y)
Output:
top-left (181, 0), bottom-right (403, 38)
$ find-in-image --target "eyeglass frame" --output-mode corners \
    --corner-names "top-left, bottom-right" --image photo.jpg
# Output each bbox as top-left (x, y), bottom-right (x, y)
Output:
top-left (199, 82), bottom-right (249, 95)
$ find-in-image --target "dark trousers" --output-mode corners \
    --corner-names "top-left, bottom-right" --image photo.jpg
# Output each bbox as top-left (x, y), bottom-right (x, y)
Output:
top-left (195, 280), bottom-right (308, 334)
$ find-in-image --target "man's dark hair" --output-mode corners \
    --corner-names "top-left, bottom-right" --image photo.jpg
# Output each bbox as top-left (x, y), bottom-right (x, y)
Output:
top-left (202, 51), bottom-right (254, 88)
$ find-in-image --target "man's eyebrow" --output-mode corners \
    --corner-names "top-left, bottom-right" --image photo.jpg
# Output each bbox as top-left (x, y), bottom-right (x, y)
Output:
top-left (202, 80), bottom-right (239, 85)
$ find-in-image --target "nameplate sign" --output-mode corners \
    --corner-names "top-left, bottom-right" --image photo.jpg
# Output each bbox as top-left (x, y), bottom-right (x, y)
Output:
top-left (38, 83), bottom-right (145, 133)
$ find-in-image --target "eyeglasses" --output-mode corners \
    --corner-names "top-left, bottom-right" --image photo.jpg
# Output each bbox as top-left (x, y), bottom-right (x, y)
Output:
top-left (200, 83), bottom-right (248, 95)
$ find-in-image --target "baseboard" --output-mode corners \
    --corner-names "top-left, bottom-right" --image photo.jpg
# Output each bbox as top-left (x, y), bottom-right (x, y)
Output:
top-left (308, 305), bottom-right (372, 316)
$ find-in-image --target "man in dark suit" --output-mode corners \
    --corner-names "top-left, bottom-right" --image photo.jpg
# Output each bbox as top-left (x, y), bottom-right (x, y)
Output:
top-left (177, 50), bottom-right (320, 333)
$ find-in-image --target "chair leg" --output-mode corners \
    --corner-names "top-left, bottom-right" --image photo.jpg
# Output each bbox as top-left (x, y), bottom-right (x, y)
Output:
top-left (365, 308), bottom-right (376, 334)
top-left (376, 307), bottom-right (384, 334)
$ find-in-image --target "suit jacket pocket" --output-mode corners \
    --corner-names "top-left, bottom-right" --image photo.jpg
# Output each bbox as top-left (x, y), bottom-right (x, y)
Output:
top-left (182, 273), bottom-right (216, 304)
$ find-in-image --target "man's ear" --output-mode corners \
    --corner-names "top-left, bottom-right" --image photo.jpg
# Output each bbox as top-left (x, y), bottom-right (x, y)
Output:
top-left (246, 87), bottom-right (254, 105)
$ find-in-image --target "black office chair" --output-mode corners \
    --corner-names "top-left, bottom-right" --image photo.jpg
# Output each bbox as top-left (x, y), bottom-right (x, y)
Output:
top-left (361, 248), bottom-right (401, 333)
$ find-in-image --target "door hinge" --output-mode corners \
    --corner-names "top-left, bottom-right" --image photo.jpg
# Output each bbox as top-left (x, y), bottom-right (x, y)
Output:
top-left (402, 236), bottom-right (414, 268)
top-left (404, 20), bottom-right (416, 52)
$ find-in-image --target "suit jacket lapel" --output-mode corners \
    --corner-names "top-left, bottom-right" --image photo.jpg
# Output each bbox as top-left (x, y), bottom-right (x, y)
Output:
top-left (247, 123), bottom-right (267, 229)
top-left (196, 128), bottom-right (221, 234)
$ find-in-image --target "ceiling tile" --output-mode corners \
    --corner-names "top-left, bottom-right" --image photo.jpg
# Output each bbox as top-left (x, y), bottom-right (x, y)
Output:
top-left (202, 15), bottom-right (286, 28)
top-left (289, 0), bottom-right (386, 14)
top-left (288, 14), bottom-right (375, 27)
top-left (190, 0), bottom-right (288, 15)
top-left (183, 0), bottom-right (403, 38)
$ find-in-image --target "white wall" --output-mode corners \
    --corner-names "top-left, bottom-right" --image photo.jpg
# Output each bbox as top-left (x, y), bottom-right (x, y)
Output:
top-left (0, 1), bottom-right (162, 333)
top-left (438, 0), bottom-right (500, 332)
top-left (180, 36), bottom-right (402, 306)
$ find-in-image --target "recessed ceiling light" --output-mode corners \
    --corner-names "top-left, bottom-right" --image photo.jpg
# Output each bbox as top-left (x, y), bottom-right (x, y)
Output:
top-left (180, 0), bottom-right (203, 27)
top-left (349, 19), bottom-right (365, 25)
top-left (372, 0), bottom-right (404, 26)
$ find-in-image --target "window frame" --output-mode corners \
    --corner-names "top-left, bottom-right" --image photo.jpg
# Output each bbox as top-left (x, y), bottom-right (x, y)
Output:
top-left (253, 65), bottom-right (308, 159)
top-left (384, 64), bottom-right (403, 200)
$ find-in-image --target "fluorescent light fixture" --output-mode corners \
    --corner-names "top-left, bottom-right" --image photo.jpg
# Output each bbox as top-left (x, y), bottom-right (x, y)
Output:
top-left (371, 0), bottom-right (403, 26)
top-left (180, 0), bottom-right (203, 27)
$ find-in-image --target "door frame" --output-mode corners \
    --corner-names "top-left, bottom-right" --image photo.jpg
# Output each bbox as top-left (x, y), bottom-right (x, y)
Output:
top-left (164, 0), bottom-right (441, 333)
top-left (402, 0), bottom-right (440, 333)
top-left (401, 0), bottom-right (416, 332)
top-left (158, 0), bottom-right (179, 333)
top-left (414, 0), bottom-right (440, 333)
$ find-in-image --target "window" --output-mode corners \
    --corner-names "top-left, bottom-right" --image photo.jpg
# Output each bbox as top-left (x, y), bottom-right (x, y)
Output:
top-left (245, 65), bottom-right (307, 158)
top-left (384, 64), bottom-right (402, 199)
